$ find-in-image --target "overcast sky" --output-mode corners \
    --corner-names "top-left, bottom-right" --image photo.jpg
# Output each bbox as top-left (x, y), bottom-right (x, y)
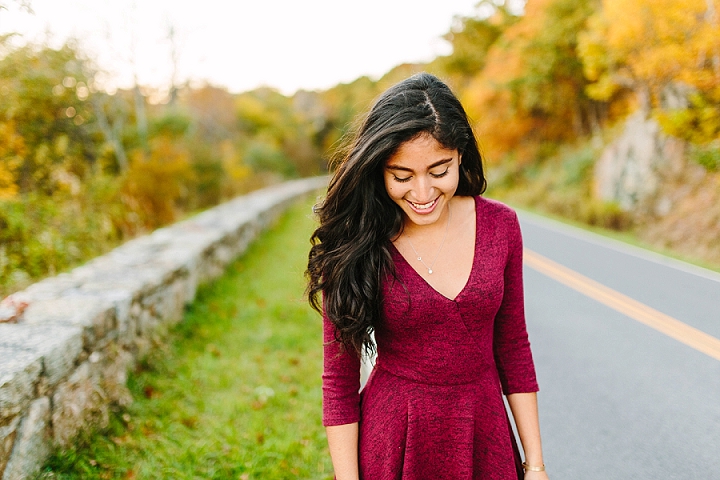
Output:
top-left (0, 0), bottom-right (487, 95)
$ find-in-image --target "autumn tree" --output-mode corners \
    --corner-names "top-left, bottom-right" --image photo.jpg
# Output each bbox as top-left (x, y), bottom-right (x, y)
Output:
top-left (0, 38), bottom-right (99, 194)
top-left (462, 0), bottom-right (600, 162)
top-left (431, 1), bottom-right (518, 89)
top-left (579, 0), bottom-right (720, 144)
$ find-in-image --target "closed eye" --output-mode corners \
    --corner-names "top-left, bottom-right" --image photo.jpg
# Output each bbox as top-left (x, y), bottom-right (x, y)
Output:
top-left (393, 175), bottom-right (412, 183)
top-left (430, 168), bottom-right (449, 178)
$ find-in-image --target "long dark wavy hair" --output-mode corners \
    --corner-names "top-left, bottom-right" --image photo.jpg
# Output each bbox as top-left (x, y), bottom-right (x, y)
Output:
top-left (307, 73), bottom-right (487, 356)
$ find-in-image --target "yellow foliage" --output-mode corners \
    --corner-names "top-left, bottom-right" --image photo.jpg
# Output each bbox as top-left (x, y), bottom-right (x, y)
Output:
top-left (580, 0), bottom-right (720, 101)
top-left (220, 140), bottom-right (250, 182)
top-left (219, 140), bottom-right (252, 198)
top-left (655, 93), bottom-right (720, 144)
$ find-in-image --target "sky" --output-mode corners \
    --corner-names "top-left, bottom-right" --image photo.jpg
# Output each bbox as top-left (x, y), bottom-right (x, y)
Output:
top-left (0, 0), bottom-right (487, 95)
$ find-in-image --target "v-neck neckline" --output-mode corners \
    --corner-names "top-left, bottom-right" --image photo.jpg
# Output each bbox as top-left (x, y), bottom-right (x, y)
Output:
top-left (390, 196), bottom-right (478, 303)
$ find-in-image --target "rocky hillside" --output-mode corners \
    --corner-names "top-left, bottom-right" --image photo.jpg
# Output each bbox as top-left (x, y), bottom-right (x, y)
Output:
top-left (595, 113), bottom-right (720, 266)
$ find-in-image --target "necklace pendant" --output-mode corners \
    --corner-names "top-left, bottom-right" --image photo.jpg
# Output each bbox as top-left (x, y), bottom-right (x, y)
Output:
top-left (428, 269), bottom-right (433, 274)
top-left (417, 256), bottom-right (422, 261)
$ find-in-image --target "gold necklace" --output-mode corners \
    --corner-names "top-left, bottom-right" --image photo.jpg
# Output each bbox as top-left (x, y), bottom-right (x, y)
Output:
top-left (404, 205), bottom-right (451, 275)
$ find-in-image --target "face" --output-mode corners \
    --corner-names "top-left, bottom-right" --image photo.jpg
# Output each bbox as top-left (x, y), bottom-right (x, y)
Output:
top-left (384, 134), bottom-right (461, 228)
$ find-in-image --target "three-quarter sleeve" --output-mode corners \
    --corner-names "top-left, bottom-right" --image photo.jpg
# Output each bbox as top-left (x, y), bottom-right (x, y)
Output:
top-left (322, 311), bottom-right (361, 426)
top-left (493, 210), bottom-right (539, 395)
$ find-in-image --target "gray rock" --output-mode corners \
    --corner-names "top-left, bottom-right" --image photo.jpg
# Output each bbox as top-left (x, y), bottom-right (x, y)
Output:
top-left (74, 287), bottom-right (134, 344)
top-left (0, 350), bottom-right (41, 421)
top-left (51, 362), bottom-right (107, 448)
top-left (21, 274), bottom-right (78, 302)
top-left (91, 348), bottom-right (133, 407)
top-left (0, 325), bottom-right (83, 387)
top-left (0, 416), bottom-right (20, 477)
top-left (1, 397), bottom-right (50, 480)
top-left (594, 111), bottom-right (687, 212)
top-left (22, 295), bottom-right (114, 349)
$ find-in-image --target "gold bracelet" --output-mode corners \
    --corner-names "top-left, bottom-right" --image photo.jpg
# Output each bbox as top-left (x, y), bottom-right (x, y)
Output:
top-left (522, 462), bottom-right (546, 472)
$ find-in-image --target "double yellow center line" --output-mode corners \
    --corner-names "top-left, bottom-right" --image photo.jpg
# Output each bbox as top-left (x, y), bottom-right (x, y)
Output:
top-left (524, 249), bottom-right (720, 362)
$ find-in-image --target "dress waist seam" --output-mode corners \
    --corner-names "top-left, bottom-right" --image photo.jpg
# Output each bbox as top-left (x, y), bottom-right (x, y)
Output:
top-left (374, 362), bottom-right (494, 387)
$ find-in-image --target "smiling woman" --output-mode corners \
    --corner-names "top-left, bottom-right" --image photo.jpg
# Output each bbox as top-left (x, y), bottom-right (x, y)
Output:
top-left (307, 73), bottom-right (550, 479)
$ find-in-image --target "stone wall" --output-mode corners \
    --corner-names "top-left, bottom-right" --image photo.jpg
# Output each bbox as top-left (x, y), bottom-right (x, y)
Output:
top-left (0, 177), bottom-right (326, 479)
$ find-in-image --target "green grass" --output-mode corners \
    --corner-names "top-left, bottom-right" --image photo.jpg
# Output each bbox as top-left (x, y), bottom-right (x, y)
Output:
top-left (42, 195), bottom-right (333, 479)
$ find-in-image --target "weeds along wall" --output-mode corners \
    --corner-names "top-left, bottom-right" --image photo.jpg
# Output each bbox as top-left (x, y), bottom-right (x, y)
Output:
top-left (0, 177), bottom-right (327, 480)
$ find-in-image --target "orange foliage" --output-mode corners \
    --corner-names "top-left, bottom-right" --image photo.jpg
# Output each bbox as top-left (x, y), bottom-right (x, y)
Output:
top-left (463, 51), bottom-right (535, 163)
top-left (120, 138), bottom-right (195, 230)
top-left (0, 121), bottom-right (26, 199)
top-left (462, 0), bottom-right (597, 162)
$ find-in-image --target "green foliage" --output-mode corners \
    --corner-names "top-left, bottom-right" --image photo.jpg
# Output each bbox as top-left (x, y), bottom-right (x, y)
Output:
top-left (655, 92), bottom-right (720, 145)
top-left (0, 38), bottom-right (98, 194)
top-left (149, 111), bottom-right (192, 138)
top-left (560, 144), bottom-right (596, 185)
top-left (689, 142), bottom-right (720, 171)
top-left (0, 39), bottom-right (330, 295)
top-left (0, 180), bottom-right (125, 296)
top-left (515, 0), bottom-right (594, 107)
top-left (317, 76), bottom-right (379, 154)
top-left (189, 149), bottom-right (225, 207)
top-left (430, 7), bottom-right (512, 85)
top-left (4, 0), bottom-right (717, 296)
top-left (488, 142), bottom-right (633, 231)
top-left (242, 139), bottom-right (297, 177)
top-left (42, 197), bottom-right (334, 479)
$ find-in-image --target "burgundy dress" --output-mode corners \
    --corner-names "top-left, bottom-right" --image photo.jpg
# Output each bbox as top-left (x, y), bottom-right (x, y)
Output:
top-left (322, 196), bottom-right (539, 479)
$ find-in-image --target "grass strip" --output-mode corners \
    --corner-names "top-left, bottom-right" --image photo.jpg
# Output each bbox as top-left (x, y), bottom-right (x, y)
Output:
top-left (42, 194), bottom-right (333, 479)
top-left (511, 203), bottom-right (720, 274)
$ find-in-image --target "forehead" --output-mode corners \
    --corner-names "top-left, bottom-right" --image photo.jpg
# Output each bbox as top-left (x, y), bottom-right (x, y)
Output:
top-left (387, 134), bottom-right (458, 168)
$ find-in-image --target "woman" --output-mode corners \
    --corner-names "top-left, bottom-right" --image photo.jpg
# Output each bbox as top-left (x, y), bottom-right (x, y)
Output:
top-left (307, 73), bottom-right (549, 479)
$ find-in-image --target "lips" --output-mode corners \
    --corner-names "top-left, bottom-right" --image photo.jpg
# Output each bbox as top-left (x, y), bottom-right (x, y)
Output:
top-left (406, 197), bottom-right (439, 214)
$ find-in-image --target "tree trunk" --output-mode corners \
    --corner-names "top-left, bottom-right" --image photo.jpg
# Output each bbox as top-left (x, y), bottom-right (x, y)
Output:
top-left (705, 0), bottom-right (720, 76)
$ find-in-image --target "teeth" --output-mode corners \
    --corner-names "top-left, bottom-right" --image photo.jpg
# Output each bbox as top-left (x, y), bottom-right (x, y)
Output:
top-left (410, 199), bottom-right (435, 210)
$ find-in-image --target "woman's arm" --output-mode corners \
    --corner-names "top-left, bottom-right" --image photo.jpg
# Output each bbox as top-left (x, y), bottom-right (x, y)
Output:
top-left (322, 306), bottom-right (361, 478)
top-left (507, 392), bottom-right (549, 479)
top-left (326, 423), bottom-right (360, 480)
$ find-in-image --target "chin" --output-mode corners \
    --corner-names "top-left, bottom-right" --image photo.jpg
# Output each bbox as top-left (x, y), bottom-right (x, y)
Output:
top-left (402, 201), bottom-right (447, 226)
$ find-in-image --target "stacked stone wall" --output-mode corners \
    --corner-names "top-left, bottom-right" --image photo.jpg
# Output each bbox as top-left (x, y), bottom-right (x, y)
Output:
top-left (0, 177), bottom-right (326, 479)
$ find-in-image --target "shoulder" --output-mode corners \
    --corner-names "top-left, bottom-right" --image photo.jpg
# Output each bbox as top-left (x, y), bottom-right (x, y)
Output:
top-left (473, 197), bottom-right (523, 254)
top-left (473, 196), bottom-right (519, 226)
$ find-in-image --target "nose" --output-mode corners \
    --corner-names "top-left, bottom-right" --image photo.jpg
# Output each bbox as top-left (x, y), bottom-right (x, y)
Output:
top-left (412, 175), bottom-right (433, 202)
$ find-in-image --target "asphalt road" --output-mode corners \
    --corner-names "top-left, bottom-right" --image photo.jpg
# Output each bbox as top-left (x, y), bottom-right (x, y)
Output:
top-left (519, 211), bottom-right (720, 479)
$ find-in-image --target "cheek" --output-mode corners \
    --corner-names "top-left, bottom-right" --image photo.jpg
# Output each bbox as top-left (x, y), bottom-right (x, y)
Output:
top-left (443, 171), bottom-right (461, 192)
top-left (383, 177), bottom-right (394, 198)
top-left (386, 185), bottom-right (402, 201)
top-left (384, 178), bottom-right (403, 200)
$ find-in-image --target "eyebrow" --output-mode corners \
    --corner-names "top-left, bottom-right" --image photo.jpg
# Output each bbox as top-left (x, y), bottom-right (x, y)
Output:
top-left (385, 157), bottom-right (453, 173)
